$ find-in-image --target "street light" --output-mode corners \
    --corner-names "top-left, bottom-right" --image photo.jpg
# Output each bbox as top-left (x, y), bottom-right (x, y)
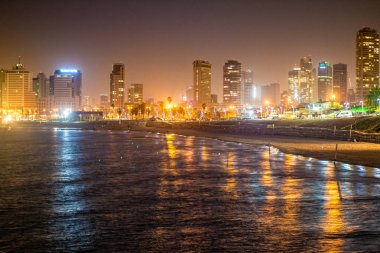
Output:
top-left (360, 100), bottom-right (364, 114)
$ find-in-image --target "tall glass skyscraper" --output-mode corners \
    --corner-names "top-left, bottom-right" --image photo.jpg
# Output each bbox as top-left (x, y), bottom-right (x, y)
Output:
top-left (333, 63), bottom-right (348, 103)
top-left (193, 60), bottom-right (211, 106)
top-left (318, 61), bottom-right (333, 102)
top-left (110, 63), bottom-right (125, 109)
top-left (356, 27), bottom-right (379, 101)
top-left (223, 60), bottom-right (242, 107)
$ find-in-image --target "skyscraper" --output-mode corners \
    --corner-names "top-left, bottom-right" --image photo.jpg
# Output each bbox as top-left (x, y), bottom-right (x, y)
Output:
top-left (333, 63), bottom-right (348, 103)
top-left (51, 69), bottom-right (82, 112)
top-left (211, 94), bottom-right (218, 104)
top-left (299, 56), bottom-right (315, 103)
top-left (0, 69), bottom-right (5, 109)
top-left (288, 67), bottom-right (300, 103)
top-left (318, 61), bottom-right (333, 101)
top-left (242, 69), bottom-right (254, 106)
top-left (356, 27), bottom-right (379, 101)
top-left (193, 60), bottom-right (211, 106)
top-left (128, 83), bottom-right (143, 104)
top-left (223, 60), bottom-right (242, 107)
top-left (100, 94), bottom-right (109, 108)
top-left (32, 72), bottom-right (51, 113)
top-left (1, 61), bottom-right (36, 113)
top-left (110, 63), bottom-right (125, 109)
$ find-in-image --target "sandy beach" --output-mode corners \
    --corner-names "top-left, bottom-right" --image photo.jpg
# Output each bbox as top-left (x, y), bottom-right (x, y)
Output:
top-left (136, 126), bottom-right (380, 168)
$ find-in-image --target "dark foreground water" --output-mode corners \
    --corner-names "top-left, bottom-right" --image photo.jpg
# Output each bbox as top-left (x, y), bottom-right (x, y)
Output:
top-left (0, 128), bottom-right (379, 252)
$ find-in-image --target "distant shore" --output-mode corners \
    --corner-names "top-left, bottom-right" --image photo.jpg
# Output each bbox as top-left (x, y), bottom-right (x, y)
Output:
top-left (134, 126), bottom-right (380, 168)
top-left (9, 120), bottom-right (380, 168)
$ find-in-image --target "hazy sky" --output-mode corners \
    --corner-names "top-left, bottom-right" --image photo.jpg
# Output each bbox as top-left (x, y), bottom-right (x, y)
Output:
top-left (1, 0), bottom-right (380, 102)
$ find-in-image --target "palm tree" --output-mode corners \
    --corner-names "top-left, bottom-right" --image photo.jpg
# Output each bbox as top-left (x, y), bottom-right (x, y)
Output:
top-left (366, 87), bottom-right (380, 107)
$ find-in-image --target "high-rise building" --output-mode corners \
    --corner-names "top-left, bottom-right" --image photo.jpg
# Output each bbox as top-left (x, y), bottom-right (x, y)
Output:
top-left (110, 63), bottom-right (125, 109)
top-left (318, 61), bottom-right (333, 101)
top-left (82, 96), bottom-right (90, 108)
top-left (356, 27), bottom-right (379, 101)
top-left (223, 60), bottom-right (242, 107)
top-left (193, 60), bottom-right (211, 106)
top-left (242, 69), bottom-right (254, 106)
top-left (1, 61), bottom-right (36, 113)
top-left (299, 56), bottom-right (316, 103)
top-left (333, 63), bottom-right (348, 103)
top-left (128, 83), bottom-right (143, 104)
top-left (51, 69), bottom-right (82, 112)
top-left (288, 67), bottom-right (300, 103)
top-left (280, 90), bottom-right (291, 108)
top-left (211, 94), bottom-right (218, 104)
top-left (0, 69), bottom-right (5, 109)
top-left (100, 94), bottom-right (109, 108)
top-left (32, 72), bottom-right (51, 113)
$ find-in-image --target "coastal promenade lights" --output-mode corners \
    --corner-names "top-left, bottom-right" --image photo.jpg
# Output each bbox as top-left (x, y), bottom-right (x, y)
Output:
top-left (265, 100), bottom-right (270, 118)
top-left (63, 109), bottom-right (72, 119)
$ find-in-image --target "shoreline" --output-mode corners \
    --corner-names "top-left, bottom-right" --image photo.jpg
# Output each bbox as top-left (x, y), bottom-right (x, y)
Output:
top-left (132, 126), bottom-right (380, 168)
top-left (7, 121), bottom-right (380, 168)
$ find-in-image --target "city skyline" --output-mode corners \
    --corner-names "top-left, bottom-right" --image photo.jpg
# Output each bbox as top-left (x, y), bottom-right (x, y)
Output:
top-left (1, 0), bottom-right (380, 101)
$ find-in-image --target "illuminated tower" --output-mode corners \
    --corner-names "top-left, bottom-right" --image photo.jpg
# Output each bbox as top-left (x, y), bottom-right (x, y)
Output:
top-left (288, 67), bottom-right (300, 103)
top-left (223, 60), bottom-right (242, 107)
top-left (0, 69), bottom-right (5, 109)
top-left (356, 27), bottom-right (379, 101)
top-left (242, 69), bottom-right (253, 106)
top-left (193, 60), bottom-right (211, 106)
top-left (110, 63), bottom-right (125, 109)
top-left (299, 56), bottom-right (315, 103)
top-left (32, 72), bottom-right (51, 114)
top-left (128, 83), bottom-right (143, 104)
top-left (1, 61), bottom-right (36, 114)
top-left (318, 61), bottom-right (333, 101)
top-left (51, 69), bottom-right (82, 112)
top-left (333, 63), bottom-right (348, 103)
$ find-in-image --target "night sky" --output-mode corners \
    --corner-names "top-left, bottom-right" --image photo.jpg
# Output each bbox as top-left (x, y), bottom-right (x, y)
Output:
top-left (1, 0), bottom-right (380, 102)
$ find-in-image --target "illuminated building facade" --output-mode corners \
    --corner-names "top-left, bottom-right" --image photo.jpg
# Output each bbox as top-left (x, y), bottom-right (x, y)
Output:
top-left (318, 61), bottom-right (333, 101)
top-left (110, 63), bottom-right (125, 109)
top-left (356, 27), bottom-right (379, 101)
top-left (51, 69), bottom-right (82, 112)
top-left (1, 62), bottom-right (36, 114)
top-left (32, 72), bottom-right (51, 114)
top-left (100, 94), bottom-right (109, 108)
top-left (193, 60), bottom-right (211, 106)
top-left (288, 67), bottom-right (301, 103)
top-left (128, 83), bottom-right (143, 104)
top-left (242, 69), bottom-right (254, 106)
top-left (300, 56), bottom-right (316, 103)
top-left (333, 63), bottom-right (348, 103)
top-left (0, 69), bottom-right (5, 109)
top-left (223, 60), bottom-right (242, 107)
top-left (211, 94), bottom-right (218, 104)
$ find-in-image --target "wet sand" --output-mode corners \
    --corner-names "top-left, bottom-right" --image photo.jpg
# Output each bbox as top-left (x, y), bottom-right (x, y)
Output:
top-left (136, 126), bottom-right (380, 168)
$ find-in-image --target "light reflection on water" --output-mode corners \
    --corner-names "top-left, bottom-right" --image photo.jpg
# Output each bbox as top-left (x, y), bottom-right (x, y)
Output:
top-left (0, 128), bottom-right (379, 252)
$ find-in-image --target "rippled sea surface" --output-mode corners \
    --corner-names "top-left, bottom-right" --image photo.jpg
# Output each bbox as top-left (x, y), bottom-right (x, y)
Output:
top-left (0, 127), bottom-right (380, 252)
